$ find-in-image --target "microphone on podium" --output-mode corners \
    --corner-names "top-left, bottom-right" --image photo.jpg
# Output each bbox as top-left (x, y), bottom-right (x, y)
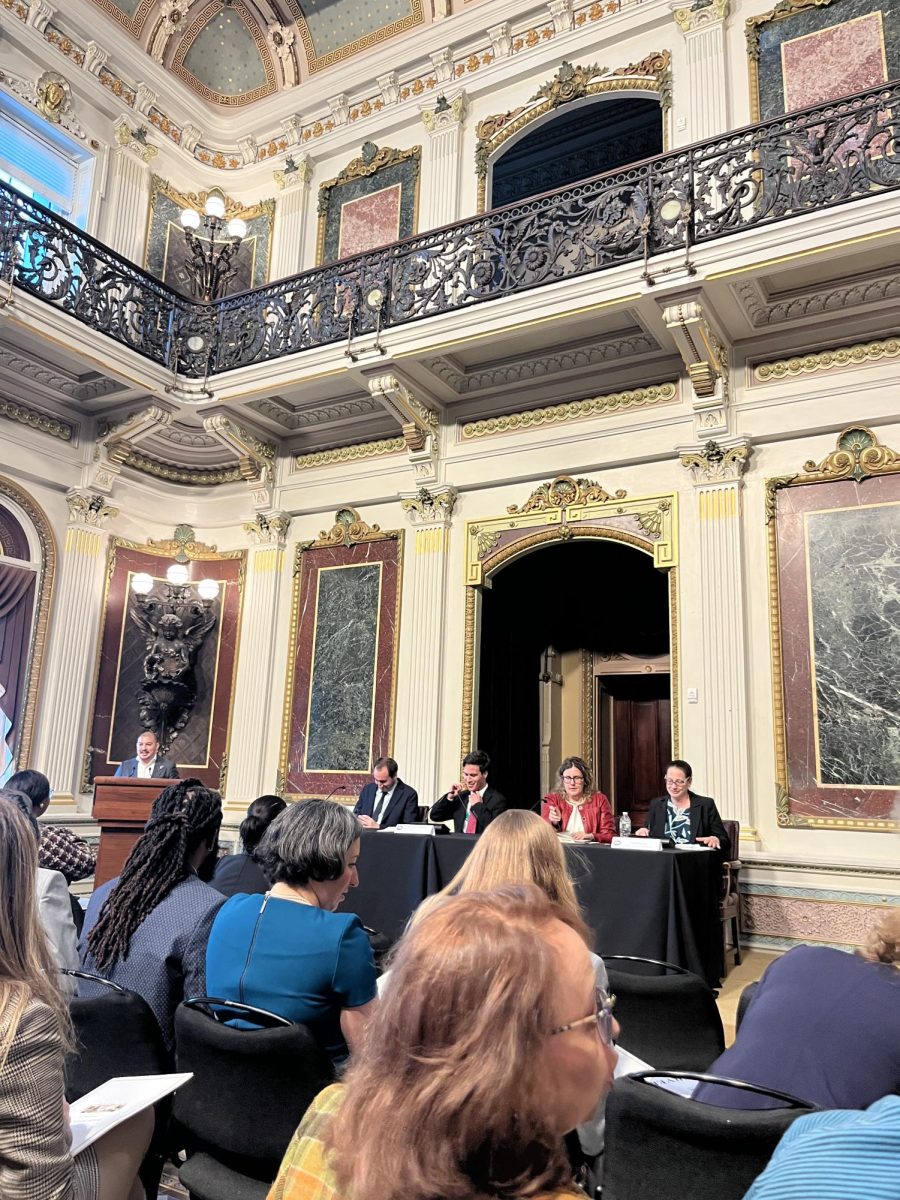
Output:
top-left (323, 784), bottom-right (347, 801)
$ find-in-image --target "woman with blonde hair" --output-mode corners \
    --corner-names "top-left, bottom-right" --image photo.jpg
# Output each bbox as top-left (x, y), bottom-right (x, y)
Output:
top-left (0, 798), bottom-right (151, 1200)
top-left (269, 885), bottom-right (619, 1200)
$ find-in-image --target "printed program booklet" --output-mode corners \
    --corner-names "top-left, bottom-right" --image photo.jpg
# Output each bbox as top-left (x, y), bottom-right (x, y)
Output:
top-left (69, 1073), bottom-right (192, 1156)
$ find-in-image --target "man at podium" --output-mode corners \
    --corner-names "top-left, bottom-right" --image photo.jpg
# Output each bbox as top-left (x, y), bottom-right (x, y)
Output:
top-left (114, 730), bottom-right (179, 780)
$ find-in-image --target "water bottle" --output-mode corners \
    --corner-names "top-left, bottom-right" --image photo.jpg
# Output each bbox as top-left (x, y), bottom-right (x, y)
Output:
top-left (619, 811), bottom-right (632, 838)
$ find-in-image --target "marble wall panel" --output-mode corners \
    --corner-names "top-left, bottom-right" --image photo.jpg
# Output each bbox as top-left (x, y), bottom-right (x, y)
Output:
top-left (318, 150), bottom-right (420, 266)
top-left (741, 883), bottom-right (898, 950)
top-left (773, 474), bottom-right (900, 827)
top-left (338, 185), bottom-right (402, 260)
top-left (86, 544), bottom-right (244, 794)
top-left (282, 536), bottom-right (402, 798)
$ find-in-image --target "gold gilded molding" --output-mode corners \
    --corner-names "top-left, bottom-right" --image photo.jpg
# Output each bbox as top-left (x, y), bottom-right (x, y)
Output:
top-left (120, 448), bottom-right (244, 486)
top-left (0, 476), bottom-right (56, 772)
top-left (754, 337), bottom-right (900, 382)
top-left (508, 475), bottom-right (627, 515)
top-left (0, 398), bottom-right (74, 441)
top-left (315, 143), bottom-right (421, 266)
top-left (303, 507), bottom-right (399, 550)
top-left (149, 174), bottom-right (275, 223)
top-left (294, 437), bottom-right (405, 471)
top-left (461, 382), bottom-right (678, 440)
top-left (745, 0), bottom-right (838, 122)
top-left (460, 486), bottom-right (680, 762)
top-left (766, 425), bottom-right (900, 830)
top-left (475, 52), bottom-right (672, 211)
top-left (581, 648), bottom-right (594, 775)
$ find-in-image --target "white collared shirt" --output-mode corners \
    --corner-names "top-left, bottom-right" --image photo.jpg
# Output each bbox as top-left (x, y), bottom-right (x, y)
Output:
top-left (137, 756), bottom-right (157, 779)
top-left (465, 785), bottom-right (488, 821)
top-left (373, 781), bottom-right (397, 823)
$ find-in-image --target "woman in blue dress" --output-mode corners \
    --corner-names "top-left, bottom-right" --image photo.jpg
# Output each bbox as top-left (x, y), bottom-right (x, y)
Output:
top-left (205, 799), bottom-right (377, 1066)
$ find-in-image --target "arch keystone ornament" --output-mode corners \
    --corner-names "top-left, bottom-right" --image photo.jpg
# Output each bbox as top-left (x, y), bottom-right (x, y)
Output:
top-left (460, 477), bottom-right (680, 758)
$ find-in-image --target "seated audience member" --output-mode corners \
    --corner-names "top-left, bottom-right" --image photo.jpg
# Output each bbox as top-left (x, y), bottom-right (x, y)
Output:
top-left (695, 909), bottom-right (900, 1111)
top-left (114, 730), bottom-right (179, 779)
top-left (541, 757), bottom-right (615, 844)
top-left (636, 758), bottom-right (730, 854)
top-left (268, 885), bottom-right (619, 1200)
top-left (742, 1095), bottom-right (900, 1200)
top-left (431, 749), bottom-right (508, 833)
top-left (354, 757), bottom-right (419, 829)
top-left (79, 780), bottom-right (224, 1053)
top-left (211, 793), bottom-right (287, 897)
top-left (0, 788), bottom-right (78, 989)
top-left (0, 800), bottom-right (152, 1200)
top-left (205, 799), bottom-right (377, 1066)
top-left (8, 768), bottom-right (95, 883)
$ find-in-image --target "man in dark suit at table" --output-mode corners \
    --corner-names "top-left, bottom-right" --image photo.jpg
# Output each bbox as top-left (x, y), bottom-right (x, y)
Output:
top-left (114, 730), bottom-right (180, 779)
top-left (431, 749), bottom-right (509, 834)
top-left (355, 757), bottom-right (419, 829)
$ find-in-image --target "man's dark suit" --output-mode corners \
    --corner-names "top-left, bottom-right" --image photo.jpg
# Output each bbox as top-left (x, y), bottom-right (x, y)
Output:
top-left (354, 779), bottom-right (419, 828)
top-left (114, 757), bottom-right (180, 779)
top-left (430, 786), bottom-right (509, 834)
top-left (644, 790), bottom-right (730, 857)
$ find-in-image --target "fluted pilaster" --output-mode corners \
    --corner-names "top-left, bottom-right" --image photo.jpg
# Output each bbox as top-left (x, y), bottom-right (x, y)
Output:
top-left (420, 94), bottom-right (467, 230)
top-left (101, 149), bottom-right (152, 264)
top-left (671, 0), bottom-right (731, 142)
top-left (270, 158), bottom-right (313, 279)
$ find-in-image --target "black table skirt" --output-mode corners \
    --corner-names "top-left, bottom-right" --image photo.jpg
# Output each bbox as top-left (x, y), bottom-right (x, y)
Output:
top-left (342, 831), bottom-right (724, 985)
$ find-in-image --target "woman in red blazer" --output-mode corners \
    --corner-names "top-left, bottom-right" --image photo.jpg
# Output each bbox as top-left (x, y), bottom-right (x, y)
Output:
top-left (541, 756), bottom-right (615, 843)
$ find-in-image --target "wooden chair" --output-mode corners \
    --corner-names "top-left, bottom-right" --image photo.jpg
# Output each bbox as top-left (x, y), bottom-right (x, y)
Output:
top-left (721, 819), bottom-right (742, 967)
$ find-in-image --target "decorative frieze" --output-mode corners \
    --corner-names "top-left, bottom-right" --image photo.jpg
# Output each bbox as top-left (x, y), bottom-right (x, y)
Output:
top-left (293, 438), bottom-right (405, 471)
top-left (753, 336), bottom-right (900, 382)
top-left (0, 397), bottom-right (74, 441)
top-left (461, 382), bottom-right (677, 440)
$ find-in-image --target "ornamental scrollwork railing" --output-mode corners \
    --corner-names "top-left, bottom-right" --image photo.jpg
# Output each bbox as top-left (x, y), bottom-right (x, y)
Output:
top-left (1, 79), bottom-right (899, 379)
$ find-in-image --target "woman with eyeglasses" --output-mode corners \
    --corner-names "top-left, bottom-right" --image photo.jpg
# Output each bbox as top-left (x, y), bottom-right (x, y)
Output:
top-left (268, 884), bottom-right (619, 1200)
top-left (635, 759), bottom-right (730, 855)
top-left (541, 756), bottom-right (615, 843)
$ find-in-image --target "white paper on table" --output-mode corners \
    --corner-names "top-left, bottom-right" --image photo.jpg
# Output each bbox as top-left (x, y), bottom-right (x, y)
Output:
top-left (613, 1045), bottom-right (654, 1078)
top-left (69, 1073), bottom-right (192, 1157)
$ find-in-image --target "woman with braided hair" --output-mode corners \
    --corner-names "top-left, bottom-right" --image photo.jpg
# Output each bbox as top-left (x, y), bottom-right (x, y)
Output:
top-left (79, 779), bottom-right (225, 1053)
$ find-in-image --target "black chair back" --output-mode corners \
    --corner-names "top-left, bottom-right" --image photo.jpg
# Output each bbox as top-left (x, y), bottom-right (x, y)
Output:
top-left (173, 1000), bottom-right (335, 1191)
top-left (65, 972), bottom-right (168, 1100)
top-left (607, 967), bottom-right (725, 1071)
top-left (603, 1073), bottom-right (816, 1200)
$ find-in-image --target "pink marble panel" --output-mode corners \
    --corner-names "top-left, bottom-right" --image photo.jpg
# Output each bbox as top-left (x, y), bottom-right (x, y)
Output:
top-left (338, 183), bottom-right (402, 259)
top-left (742, 894), bottom-right (889, 947)
top-left (781, 13), bottom-right (887, 110)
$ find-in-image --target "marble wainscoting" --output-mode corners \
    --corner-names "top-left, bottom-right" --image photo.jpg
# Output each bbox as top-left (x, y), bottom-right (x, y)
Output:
top-left (741, 882), bottom-right (899, 952)
top-left (282, 533), bottom-right (402, 798)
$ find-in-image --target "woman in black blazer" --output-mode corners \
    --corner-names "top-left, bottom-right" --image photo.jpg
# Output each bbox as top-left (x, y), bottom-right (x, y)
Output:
top-left (636, 759), bottom-right (730, 857)
top-left (211, 794), bottom-right (287, 897)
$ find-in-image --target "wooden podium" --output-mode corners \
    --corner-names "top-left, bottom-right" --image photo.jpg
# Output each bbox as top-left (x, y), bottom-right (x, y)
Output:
top-left (92, 777), bottom-right (169, 886)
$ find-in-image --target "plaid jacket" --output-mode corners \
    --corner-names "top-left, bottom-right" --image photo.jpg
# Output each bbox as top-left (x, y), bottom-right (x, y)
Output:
top-left (39, 825), bottom-right (95, 884)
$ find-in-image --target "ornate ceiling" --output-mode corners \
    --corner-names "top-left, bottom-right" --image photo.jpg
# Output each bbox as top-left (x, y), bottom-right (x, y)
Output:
top-left (92, 0), bottom-right (424, 106)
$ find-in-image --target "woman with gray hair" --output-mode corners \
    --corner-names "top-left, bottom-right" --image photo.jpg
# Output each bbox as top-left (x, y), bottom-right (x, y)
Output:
top-left (204, 799), bottom-right (377, 1065)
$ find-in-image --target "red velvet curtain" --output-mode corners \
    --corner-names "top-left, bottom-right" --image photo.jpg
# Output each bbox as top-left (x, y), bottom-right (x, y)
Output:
top-left (0, 562), bottom-right (37, 775)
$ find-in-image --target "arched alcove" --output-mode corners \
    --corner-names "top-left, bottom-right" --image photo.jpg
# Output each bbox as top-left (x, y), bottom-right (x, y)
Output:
top-left (0, 477), bottom-right (55, 779)
top-left (489, 95), bottom-right (664, 208)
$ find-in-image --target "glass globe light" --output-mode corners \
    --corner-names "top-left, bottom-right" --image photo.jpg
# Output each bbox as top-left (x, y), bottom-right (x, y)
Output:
top-left (204, 191), bottom-right (226, 219)
top-left (226, 217), bottom-right (247, 239)
top-left (166, 562), bottom-right (190, 586)
top-left (131, 572), bottom-right (154, 595)
top-left (197, 578), bottom-right (220, 601)
top-left (180, 208), bottom-right (201, 229)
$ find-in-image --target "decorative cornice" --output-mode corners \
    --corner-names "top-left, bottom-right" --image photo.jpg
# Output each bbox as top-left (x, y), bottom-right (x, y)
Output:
top-left (304, 507), bottom-right (397, 549)
top-left (0, 397), bottom-right (74, 442)
top-left (243, 510), bottom-right (292, 545)
top-left (733, 274), bottom-right (900, 328)
top-left (672, 0), bottom-right (730, 33)
top-left (680, 439), bottom-right (750, 485)
top-left (121, 450), bottom-right (243, 486)
top-left (0, 345), bottom-right (120, 401)
top-left (65, 490), bottom-right (118, 527)
top-left (508, 475), bottom-right (627, 515)
top-left (401, 485), bottom-right (457, 524)
top-left (753, 336), bottom-right (900, 382)
top-left (248, 395), bottom-right (382, 430)
top-left (293, 438), bottom-right (406, 471)
top-left (461, 382), bottom-right (677, 440)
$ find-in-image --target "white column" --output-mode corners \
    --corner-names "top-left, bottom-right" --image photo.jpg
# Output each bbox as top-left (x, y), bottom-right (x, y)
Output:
top-left (100, 147), bottom-right (152, 264)
top-left (270, 157), bottom-right (313, 279)
top-left (32, 491), bottom-right (119, 808)
top-left (671, 0), bottom-right (730, 142)
top-left (679, 442), bottom-right (753, 832)
top-left (394, 487), bottom-right (457, 802)
top-left (223, 512), bottom-right (291, 812)
top-left (420, 94), bottom-right (467, 230)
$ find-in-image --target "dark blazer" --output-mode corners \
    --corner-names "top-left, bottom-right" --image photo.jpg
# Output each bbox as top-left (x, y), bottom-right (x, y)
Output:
top-left (354, 779), bottom-right (419, 828)
top-left (114, 756), bottom-right (179, 779)
top-left (430, 785), bottom-right (509, 834)
top-left (644, 790), bottom-right (730, 857)
top-left (211, 851), bottom-right (270, 897)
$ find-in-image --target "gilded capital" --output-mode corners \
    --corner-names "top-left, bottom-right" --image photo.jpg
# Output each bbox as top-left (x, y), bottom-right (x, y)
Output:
top-left (672, 0), bottom-right (729, 34)
top-left (680, 439), bottom-right (750, 485)
top-left (421, 93), bottom-right (468, 133)
top-left (243, 510), bottom-right (292, 545)
top-left (401, 485), bottom-right (457, 525)
top-left (66, 489), bottom-right (119, 527)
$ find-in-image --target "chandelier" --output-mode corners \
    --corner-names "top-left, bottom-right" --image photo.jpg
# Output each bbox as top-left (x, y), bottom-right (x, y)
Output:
top-left (179, 188), bottom-right (247, 301)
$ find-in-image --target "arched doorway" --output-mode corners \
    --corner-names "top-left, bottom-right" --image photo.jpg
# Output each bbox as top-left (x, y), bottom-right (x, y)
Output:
top-left (489, 96), bottom-right (664, 208)
top-left (477, 539), bottom-right (671, 820)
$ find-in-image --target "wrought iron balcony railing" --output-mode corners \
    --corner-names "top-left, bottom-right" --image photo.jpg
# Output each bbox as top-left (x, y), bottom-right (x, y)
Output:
top-left (1, 79), bottom-right (898, 380)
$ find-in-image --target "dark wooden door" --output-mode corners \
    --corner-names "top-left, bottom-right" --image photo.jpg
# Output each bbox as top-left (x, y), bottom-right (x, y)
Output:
top-left (597, 675), bottom-right (671, 828)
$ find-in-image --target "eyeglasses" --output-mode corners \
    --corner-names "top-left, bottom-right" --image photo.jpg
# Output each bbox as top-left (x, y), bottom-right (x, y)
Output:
top-left (562, 774), bottom-right (585, 783)
top-left (551, 988), bottom-right (616, 1046)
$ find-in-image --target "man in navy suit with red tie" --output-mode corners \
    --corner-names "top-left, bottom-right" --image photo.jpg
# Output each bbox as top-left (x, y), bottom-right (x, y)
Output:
top-left (354, 757), bottom-right (419, 829)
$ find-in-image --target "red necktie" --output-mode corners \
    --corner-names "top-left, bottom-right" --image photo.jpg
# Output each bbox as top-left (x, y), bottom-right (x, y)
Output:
top-left (464, 796), bottom-right (477, 834)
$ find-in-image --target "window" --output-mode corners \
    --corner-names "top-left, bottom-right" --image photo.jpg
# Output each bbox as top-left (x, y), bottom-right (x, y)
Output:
top-left (0, 90), bottom-right (94, 227)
